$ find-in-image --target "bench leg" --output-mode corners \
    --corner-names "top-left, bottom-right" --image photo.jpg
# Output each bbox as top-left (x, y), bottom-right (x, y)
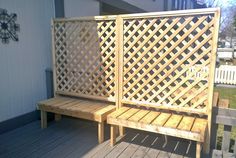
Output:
top-left (55, 114), bottom-right (62, 121)
top-left (119, 126), bottom-right (125, 136)
top-left (203, 129), bottom-right (210, 154)
top-left (98, 122), bottom-right (104, 144)
top-left (40, 110), bottom-right (47, 129)
top-left (110, 125), bottom-right (117, 146)
top-left (196, 142), bottom-right (201, 158)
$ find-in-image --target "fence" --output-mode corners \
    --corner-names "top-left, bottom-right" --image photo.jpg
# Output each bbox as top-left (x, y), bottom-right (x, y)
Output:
top-left (188, 65), bottom-right (236, 85)
top-left (215, 65), bottom-right (236, 85)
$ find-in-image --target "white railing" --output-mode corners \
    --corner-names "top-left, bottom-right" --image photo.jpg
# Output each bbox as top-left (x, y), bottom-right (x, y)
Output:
top-left (215, 65), bottom-right (236, 85)
top-left (187, 65), bottom-right (236, 85)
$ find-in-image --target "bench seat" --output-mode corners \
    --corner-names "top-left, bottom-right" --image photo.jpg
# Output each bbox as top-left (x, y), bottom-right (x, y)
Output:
top-left (38, 97), bottom-right (116, 143)
top-left (107, 107), bottom-right (207, 142)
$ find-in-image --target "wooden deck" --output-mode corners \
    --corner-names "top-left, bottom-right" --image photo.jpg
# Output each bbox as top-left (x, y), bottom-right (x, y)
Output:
top-left (0, 117), bottom-right (206, 158)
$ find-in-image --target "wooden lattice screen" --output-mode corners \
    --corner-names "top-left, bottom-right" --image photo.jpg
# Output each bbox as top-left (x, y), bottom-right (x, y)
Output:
top-left (118, 9), bottom-right (220, 115)
top-left (52, 16), bottom-right (117, 102)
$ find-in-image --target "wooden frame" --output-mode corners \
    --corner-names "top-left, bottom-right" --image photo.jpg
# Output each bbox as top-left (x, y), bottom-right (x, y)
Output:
top-left (41, 8), bottom-right (221, 155)
top-left (107, 8), bottom-right (221, 158)
top-left (38, 15), bottom-right (119, 144)
top-left (118, 8), bottom-right (220, 115)
top-left (52, 16), bottom-right (117, 102)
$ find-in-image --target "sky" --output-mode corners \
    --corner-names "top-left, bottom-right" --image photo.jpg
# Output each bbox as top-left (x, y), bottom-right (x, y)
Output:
top-left (206, 0), bottom-right (236, 7)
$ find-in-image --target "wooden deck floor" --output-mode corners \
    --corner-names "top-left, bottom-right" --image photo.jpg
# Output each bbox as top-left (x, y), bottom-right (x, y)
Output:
top-left (0, 117), bottom-right (203, 158)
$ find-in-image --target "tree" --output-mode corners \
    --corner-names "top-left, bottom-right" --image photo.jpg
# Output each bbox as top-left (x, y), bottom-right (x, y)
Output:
top-left (206, 0), bottom-right (236, 47)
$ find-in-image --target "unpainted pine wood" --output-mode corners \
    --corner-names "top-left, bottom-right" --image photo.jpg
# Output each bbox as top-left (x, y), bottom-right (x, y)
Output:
top-left (164, 114), bottom-right (183, 128)
top-left (213, 92), bottom-right (219, 107)
top-left (107, 112), bottom-right (204, 142)
top-left (108, 107), bottom-right (130, 119)
top-left (120, 8), bottom-right (219, 19)
top-left (57, 100), bottom-right (84, 109)
top-left (98, 122), bottom-right (104, 144)
top-left (203, 8), bottom-right (221, 154)
top-left (177, 116), bottom-right (195, 131)
top-left (38, 97), bottom-right (64, 106)
top-left (53, 19), bottom-right (117, 102)
top-left (117, 15), bottom-right (125, 136)
top-left (191, 118), bottom-right (207, 142)
top-left (121, 100), bottom-right (207, 116)
top-left (40, 110), bottom-right (47, 129)
top-left (51, 20), bottom-right (57, 96)
top-left (218, 99), bottom-right (229, 108)
top-left (40, 99), bottom-right (115, 123)
top-left (38, 97), bottom-right (68, 109)
top-left (46, 98), bottom-right (77, 108)
top-left (94, 105), bottom-right (116, 122)
top-left (128, 109), bottom-right (150, 122)
top-left (211, 92), bottom-right (219, 150)
top-left (139, 111), bottom-right (160, 124)
top-left (152, 113), bottom-right (172, 126)
top-left (196, 141), bottom-right (201, 158)
top-left (118, 108), bottom-right (140, 120)
top-left (110, 124), bottom-right (117, 146)
top-left (123, 15), bottom-right (209, 96)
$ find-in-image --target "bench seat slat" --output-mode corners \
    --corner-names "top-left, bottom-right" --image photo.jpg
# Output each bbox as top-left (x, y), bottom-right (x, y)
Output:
top-left (152, 113), bottom-right (171, 126)
top-left (177, 116), bottom-right (195, 131)
top-left (57, 100), bottom-right (84, 109)
top-left (164, 114), bottom-right (183, 128)
top-left (118, 108), bottom-right (140, 120)
top-left (128, 110), bottom-right (150, 122)
top-left (108, 107), bottom-right (130, 118)
top-left (48, 99), bottom-right (78, 107)
top-left (38, 97), bottom-right (67, 106)
top-left (191, 118), bottom-right (207, 134)
top-left (139, 111), bottom-right (160, 124)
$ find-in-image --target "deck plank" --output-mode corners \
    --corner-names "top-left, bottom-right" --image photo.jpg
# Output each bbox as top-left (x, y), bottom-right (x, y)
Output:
top-left (117, 132), bottom-right (148, 158)
top-left (0, 117), bottom-right (198, 158)
top-left (105, 132), bottom-right (136, 158)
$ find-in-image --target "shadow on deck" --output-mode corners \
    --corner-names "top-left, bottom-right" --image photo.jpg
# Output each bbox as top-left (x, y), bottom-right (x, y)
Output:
top-left (0, 117), bottom-right (204, 158)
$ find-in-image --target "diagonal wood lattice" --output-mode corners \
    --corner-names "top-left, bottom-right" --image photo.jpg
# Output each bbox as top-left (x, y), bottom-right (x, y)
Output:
top-left (52, 18), bottom-right (117, 102)
top-left (120, 12), bottom-right (218, 114)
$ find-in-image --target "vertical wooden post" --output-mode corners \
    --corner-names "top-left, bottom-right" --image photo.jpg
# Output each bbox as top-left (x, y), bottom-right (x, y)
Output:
top-left (110, 125), bottom-right (117, 146)
top-left (51, 20), bottom-right (57, 97)
top-left (55, 114), bottom-right (62, 121)
top-left (204, 8), bottom-right (221, 154)
top-left (222, 125), bottom-right (232, 152)
top-left (210, 92), bottom-right (219, 150)
top-left (196, 142), bottom-right (201, 158)
top-left (41, 110), bottom-right (47, 129)
top-left (98, 122), bottom-right (104, 144)
top-left (116, 15), bottom-right (125, 136)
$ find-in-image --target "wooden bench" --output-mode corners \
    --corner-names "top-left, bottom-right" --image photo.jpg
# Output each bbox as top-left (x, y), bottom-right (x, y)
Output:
top-left (107, 8), bottom-right (220, 158)
top-left (38, 97), bottom-right (115, 143)
top-left (108, 107), bottom-right (207, 141)
top-left (37, 16), bottom-right (117, 143)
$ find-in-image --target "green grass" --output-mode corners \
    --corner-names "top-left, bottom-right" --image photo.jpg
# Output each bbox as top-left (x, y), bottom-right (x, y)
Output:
top-left (213, 86), bottom-right (236, 151)
top-left (214, 86), bottom-right (236, 109)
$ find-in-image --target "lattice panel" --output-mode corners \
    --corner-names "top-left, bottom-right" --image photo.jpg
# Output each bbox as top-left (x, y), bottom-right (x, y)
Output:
top-left (121, 13), bottom-right (217, 114)
top-left (53, 19), bottom-right (116, 101)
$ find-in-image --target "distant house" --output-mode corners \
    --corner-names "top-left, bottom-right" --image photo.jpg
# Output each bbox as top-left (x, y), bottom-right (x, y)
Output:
top-left (217, 48), bottom-right (234, 62)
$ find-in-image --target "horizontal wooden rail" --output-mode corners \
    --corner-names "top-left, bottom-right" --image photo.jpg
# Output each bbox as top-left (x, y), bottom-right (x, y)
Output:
top-left (120, 8), bottom-right (219, 19)
top-left (211, 92), bottom-right (236, 157)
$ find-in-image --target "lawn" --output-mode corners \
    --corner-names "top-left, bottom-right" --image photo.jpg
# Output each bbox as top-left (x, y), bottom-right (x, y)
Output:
top-left (214, 86), bottom-right (236, 109)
